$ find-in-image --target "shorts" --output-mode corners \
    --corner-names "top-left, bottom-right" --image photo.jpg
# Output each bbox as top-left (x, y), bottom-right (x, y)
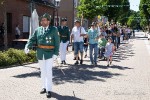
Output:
top-left (74, 42), bottom-right (84, 55)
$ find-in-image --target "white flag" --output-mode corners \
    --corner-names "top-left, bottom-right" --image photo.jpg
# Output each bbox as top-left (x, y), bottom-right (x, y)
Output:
top-left (29, 9), bottom-right (39, 37)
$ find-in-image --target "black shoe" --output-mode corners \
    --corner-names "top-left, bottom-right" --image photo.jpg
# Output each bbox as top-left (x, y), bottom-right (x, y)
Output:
top-left (74, 61), bottom-right (79, 65)
top-left (110, 61), bottom-right (112, 65)
top-left (61, 61), bottom-right (63, 64)
top-left (63, 61), bottom-right (66, 65)
top-left (73, 57), bottom-right (76, 60)
top-left (80, 60), bottom-right (83, 64)
top-left (78, 57), bottom-right (80, 60)
top-left (94, 62), bottom-right (97, 66)
top-left (40, 88), bottom-right (46, 94)
top-left (107, 64), bottom-right (109, 67)
top-left (46, 91), bottom-right (51, 98)
top-left (84, 54), bottom-right (87, 58)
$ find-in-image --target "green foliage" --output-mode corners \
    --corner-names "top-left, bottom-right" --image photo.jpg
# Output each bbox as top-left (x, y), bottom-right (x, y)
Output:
top-left (0, 48), bottom-right (37, 67)
top-left (77, 0), bottom-right (101, 20)
top-left (139, 0), bottom-right (150, 28)
top-left (103, 0), bottom-right (130, 21)
top-left (127, 11), bottom-right (140, 29)
top-left (77, 0), bottom-right (130, 23)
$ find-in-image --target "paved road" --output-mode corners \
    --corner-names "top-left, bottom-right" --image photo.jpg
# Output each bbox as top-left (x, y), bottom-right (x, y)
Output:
top-left (0, 32), bottom-right (150, 100)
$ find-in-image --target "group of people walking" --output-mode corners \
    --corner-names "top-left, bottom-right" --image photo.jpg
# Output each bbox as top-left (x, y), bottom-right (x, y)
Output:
top-left (24, 13), bottom-right (133, 98)
top-left (69, 20), bottom-right (132, 67)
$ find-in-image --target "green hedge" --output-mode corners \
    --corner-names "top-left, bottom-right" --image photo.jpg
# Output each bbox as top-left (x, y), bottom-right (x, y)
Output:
top-left (0, 48), bottom-right (37, 67)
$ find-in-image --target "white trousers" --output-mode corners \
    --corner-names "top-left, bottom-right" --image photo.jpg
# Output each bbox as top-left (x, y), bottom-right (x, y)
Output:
top-left (59, 41), bottom-right (68, 61)
top-left (120, 35), bottom-right (124, 43)
top-left (38, 57), bottom-right (53, 92)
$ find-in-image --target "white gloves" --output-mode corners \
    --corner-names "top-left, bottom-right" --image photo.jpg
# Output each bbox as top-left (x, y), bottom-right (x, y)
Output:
top-left (24, 47), bottom-right (30, 54)
top-left (53, 55), bottom-right (58, 60)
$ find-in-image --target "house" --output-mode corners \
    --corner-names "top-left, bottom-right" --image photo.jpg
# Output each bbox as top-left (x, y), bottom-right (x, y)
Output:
top-left (0, 0), bottom-right (55, 46)
top-left (57, 0), bottom-right (74, 29)
top-left (0, 0), bottom-right (88, 47)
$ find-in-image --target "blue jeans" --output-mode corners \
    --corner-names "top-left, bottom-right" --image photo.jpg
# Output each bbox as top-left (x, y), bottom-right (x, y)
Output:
top-left (112, 36), bottom-right (118, 47)
top-left (74, 42), bottom-right (84, 55)
top-left (84, 45), bottom-right (88, 52)
top-left (89, 44), bottom-right (98, 64)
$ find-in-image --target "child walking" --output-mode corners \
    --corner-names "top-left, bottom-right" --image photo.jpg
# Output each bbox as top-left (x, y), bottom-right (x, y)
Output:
top-left (104, 37), bottom-right (115, 66)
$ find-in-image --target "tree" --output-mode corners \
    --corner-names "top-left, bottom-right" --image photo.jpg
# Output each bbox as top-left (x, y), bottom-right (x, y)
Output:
top-left (102, 0), bottom-right (130, 22)
top-left (117, 0), bottom-right (130, 25)
top-left (139, 0), bottom-right (150, 32)
top-left (77, 0), bottom-right (102, 20)
top-left (127, 11), bottom-right (140, 29)
top-left (77, 0), bottom-right (130, 24)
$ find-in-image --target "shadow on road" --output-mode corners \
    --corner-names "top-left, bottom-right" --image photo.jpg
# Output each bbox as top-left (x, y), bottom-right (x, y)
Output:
top-left (51, 92), bottom-right (82, 100)
top-left (13, 71), bottom-right (40, 78)
top-left (112, 42), bottom-right (135, 62)
top-left (53, 64), bottom-right (123, 85)
top-left (12, 64), bottom-right (124, 85)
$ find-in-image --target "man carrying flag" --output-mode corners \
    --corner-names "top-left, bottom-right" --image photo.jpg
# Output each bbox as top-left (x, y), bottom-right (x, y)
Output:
top-left (24, 13), bottom-right (60, 98)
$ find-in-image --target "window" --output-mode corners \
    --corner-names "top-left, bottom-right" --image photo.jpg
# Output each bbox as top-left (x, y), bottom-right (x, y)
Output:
top-left (7, 13), bottom-right (12, 33)
top-left (23, 16), bottom-right (30, 32)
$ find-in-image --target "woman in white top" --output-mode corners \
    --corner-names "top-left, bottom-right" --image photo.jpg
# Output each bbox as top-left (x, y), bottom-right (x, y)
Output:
top-left (15, 24), bottom-right (21, 39)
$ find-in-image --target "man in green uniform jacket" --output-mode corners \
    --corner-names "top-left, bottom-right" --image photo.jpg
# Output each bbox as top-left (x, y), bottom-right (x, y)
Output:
top-left (57, 18), bottom-right (70, 64)
top-left (24, 13), bottom-right (60, 98)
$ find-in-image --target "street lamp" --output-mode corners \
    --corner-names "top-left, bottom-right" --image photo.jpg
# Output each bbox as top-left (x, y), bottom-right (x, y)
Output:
top-left (55, 0), bottom-right (61, 26)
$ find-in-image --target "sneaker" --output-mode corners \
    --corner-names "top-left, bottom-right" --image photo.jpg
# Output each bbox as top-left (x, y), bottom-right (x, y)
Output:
top-left (110, 61), bottom-right (112, 65)
top-left (107, 64), bottom-right (109, 67)
top-left (80, 60), bottom-right (83, 64)
top-left (73, 57), bottom-right (80, 60)
top-left (74, 61), bottom-right (79, 65)
top-left (94, 62), bottom-right (97, 66)
top-left (63, 61), bottom-right (66, 65)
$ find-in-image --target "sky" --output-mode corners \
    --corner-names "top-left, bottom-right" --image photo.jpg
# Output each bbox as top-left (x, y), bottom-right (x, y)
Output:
top-left (129, 0), bottom-right (140, 11)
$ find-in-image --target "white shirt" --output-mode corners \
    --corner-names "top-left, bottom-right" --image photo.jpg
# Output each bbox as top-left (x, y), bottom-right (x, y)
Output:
top-left (15, 27), bottom-right (20, 35)
top-left (96, 26), bottom-right (101, 36)
top-left (71, 26), bottom-right (86, 42)
top-left (42, 26), bottom-right (49, 34)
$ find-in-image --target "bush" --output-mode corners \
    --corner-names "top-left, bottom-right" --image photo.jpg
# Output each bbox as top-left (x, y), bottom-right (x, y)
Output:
top-left (0, 48), bottom-right (37, 68)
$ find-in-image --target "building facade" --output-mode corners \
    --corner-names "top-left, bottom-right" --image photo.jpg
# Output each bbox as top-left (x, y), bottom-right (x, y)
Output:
top-left (56, 0), bottom-right (74, 29)
top-left (0, 0), bottom-right (88, 46)
top-left (0, 0), bottom-right (55, 45)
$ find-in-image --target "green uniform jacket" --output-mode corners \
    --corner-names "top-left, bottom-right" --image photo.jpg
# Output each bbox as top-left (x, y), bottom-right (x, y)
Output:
top-left (57, 26), bottom-right (70, 43)
top-left (25, 26), bottom-right (60, 60)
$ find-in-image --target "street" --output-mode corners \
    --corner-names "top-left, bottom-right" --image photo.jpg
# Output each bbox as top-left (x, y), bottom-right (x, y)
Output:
top-left (0, 32), bottom-right (150, 100)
